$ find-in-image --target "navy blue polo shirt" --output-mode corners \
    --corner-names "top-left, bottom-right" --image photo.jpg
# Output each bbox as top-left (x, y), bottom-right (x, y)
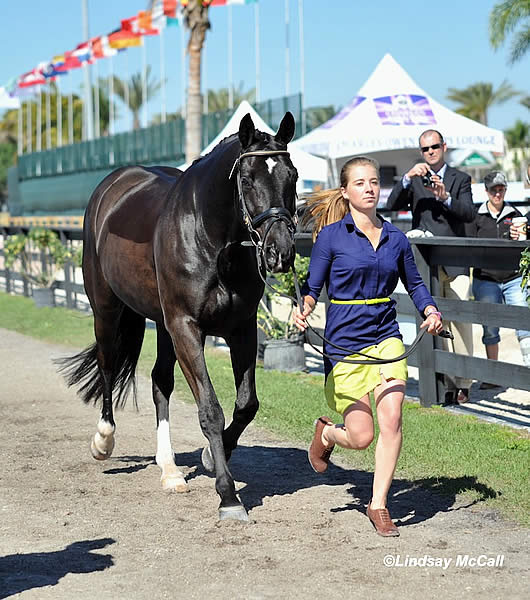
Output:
top-left (303, 213), bottom-right (436, 374)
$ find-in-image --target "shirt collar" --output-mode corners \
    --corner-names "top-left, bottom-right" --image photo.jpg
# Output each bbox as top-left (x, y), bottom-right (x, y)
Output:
top-left (432, 163), bottom-right (447, 178)
top-left (343, 212), bottom-right (389, 243)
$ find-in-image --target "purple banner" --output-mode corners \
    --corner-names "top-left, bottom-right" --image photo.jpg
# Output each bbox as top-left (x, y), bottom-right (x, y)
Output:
top-left (374, 94), bottom-right (436, 126)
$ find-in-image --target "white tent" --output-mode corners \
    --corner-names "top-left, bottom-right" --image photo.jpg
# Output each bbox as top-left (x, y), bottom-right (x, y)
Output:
top-left (292, 54), bottom-right (505, 161)
top-left (178, 100), bottom-right (328, 193)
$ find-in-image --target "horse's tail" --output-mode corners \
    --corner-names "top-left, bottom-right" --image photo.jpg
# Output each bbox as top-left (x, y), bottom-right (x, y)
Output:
top-left (55, 306), bottom-right (145, 409)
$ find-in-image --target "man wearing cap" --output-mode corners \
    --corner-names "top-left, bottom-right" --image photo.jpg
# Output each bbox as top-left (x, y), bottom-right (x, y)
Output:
top-left (387, 129), bottom-right (476, 405)
top-left (467, 171), bottom-right (530, 374)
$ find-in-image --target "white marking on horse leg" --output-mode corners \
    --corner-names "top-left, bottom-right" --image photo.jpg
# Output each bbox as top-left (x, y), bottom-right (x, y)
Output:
top-left (90, 418), bottom-right (115, 460)
top-left (156, 420), bottom-right (188, 493)
top-left (265, 157), bottom-right (277, 174)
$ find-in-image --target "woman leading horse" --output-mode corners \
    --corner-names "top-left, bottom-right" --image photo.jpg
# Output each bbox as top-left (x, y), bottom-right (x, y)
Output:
top-left (59, 112), bottom-right (298, 521)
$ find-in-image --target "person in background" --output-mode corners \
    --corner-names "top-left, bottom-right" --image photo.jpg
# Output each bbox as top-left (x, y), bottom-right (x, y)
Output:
top-left (294, 156), bottom-right (443, 537)
top-left (386, 129), bottom-right (475, 405)
top-left (466, 170), bottom-right (530, 379)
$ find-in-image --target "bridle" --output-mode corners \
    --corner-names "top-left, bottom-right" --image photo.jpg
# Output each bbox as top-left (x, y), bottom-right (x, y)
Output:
top-left (229, 149), bottom-right (298, 251)
top-left (229, 148), bottom-right (453, 365)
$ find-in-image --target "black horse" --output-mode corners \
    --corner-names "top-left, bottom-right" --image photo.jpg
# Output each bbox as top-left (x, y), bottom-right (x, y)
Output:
top-left (59, 112), bottom-right (298, 521)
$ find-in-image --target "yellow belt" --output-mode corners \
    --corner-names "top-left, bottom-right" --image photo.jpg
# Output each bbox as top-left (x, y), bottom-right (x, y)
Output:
top-left (330, 297), bottom-right (391, 305)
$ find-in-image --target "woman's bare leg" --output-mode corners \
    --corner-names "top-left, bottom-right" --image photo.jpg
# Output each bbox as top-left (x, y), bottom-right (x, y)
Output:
top-left (322, 394), bottom-right (375, 450)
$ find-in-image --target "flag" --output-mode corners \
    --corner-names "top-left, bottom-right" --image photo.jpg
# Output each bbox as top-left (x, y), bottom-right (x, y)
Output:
top-left (91, 36), bottom-right (118, 59)
top-left (72, 42), bottom-right (93, 63)
top-left (109, 27), bottom-right (143, 49)
top-left (138, 10), bottom-right (152, 30)
top-left (18, 69), bottom-right (46, 88)
top-left (163, 0), bottom-right (178, 16)
top-left (0, 86), bottom-right (21, 108)
top-left (37, 61), bottom-right (67, 79)
top-left (55, 52), bottom-right (83, 72)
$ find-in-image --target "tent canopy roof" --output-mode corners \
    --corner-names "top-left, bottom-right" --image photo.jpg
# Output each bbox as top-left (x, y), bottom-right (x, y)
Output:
top-left (293, 54), bottom-right (504, 158)
top-left (179, 100), bottom-right (328, 184)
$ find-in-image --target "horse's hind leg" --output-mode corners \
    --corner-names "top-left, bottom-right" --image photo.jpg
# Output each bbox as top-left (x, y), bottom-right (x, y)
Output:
top-left (152, 324), bottom-right (188, 493)
top-left (90, 313), bottom-right (119, 460)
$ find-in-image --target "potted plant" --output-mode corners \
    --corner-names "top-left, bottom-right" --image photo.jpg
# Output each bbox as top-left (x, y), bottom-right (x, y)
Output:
top-left (257, 254), bottom-right (310, 372)
top-left (3, 228), bottom-right (81, 307)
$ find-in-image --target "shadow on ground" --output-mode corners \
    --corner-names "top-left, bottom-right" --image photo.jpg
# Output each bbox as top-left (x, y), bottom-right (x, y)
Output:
top-left (104, 445), bottom-right (497, 527)
top-left (0, 538), bottom-right (115, 599)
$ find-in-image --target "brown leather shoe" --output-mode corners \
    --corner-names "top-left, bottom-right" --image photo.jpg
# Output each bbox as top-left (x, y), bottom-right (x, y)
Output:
top-left (366, 504), bottom-right (400, 537)
top-left (308, 416), bottom-right (334, 473)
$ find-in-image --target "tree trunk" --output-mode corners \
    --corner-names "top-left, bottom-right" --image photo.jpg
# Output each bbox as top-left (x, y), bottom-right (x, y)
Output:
top-left (184, 2), bottom-right (210, 164)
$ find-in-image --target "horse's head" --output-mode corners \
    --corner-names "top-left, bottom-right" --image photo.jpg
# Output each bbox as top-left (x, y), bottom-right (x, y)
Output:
top-left (235, 112), bottom-right (298, 273)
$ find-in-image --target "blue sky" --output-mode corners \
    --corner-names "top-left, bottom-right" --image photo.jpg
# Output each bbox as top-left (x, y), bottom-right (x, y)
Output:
top-left (1, 0), bottom-right (528, 134)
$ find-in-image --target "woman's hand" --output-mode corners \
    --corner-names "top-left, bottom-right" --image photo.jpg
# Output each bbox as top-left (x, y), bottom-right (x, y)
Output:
top-left (293, 296), bottom-right (314, 331)
top-left (421, 307), bottom-right (443, 335)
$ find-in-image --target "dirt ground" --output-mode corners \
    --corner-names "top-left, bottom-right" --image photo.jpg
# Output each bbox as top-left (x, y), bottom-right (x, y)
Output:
top-left (0, 328), bottom-right (528, 600)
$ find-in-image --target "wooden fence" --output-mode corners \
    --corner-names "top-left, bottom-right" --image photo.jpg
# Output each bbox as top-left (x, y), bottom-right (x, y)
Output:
top-left (1, 226), bottom-right (529, 406)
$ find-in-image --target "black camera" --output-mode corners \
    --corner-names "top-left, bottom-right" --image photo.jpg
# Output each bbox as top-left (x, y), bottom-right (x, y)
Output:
top-left (421, 173), bottom-right (435, 187)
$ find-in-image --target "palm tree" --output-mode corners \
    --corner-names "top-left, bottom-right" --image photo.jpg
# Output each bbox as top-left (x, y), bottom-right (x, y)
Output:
top-left (207, 83), bottom-right (255, 112)
top-left (489, 0), bottom-right (530, 64)
top-left (112, 67), bottom-right (162, 130)
top-left (182, 1), bottom-right (210, 163)
top-left (521, 95), bottom-right (530, 110)
top-left (304, 105), bottom-right (336, 131)
top-left (446, 81), bottom-right (520, 125)
top-left (504, 119), bottom-right (530, 180)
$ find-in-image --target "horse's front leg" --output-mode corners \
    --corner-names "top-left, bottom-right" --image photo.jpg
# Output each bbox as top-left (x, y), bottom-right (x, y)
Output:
top-left (223, 318), bottom-right (259, 459)
top-left (168, 317), bottom-right (248, 521)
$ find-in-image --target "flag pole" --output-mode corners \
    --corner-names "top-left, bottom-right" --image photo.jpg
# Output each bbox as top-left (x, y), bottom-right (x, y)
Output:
top-left (203, 38), bottom-right (208, 148)
top-left (109, 55), bottom-right (115, 135)
top-left (36, 89), bottom-right (42, 152)
top-left (180, 23), bottom-right (186, 118)
top-left (228, 5), bottom-right (233, 110)
top-left (255, 2), bottom-right (260, 104)
top-left (57, 79), bottom-right (62, 148)
top-left (298, 0), bottom-right (305, 134)
top-left (81, 0), bottom-right (94, 140)
top-left (46, 83), bottom-right (51, 150)
top-left (160, 27), bottom-right (167, 124)
top-left (17, 103), bottom-right (23, 156)
top-left (26, 100), bottom-right (32, 153)
top-left (94, 59), bottom-right (100, 138)
top-left (142, 42), bottom-right (148, 128)
top-left (285, 0), bottom-right (290, 96)
top-left (124, 52), bottom-right (130, 130)
top-left (68, 92), bottom-right (73, 144)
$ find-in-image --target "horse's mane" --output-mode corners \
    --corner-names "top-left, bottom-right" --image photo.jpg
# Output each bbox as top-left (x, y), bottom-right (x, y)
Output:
top-left (189, 128), bottom-right (271, 168)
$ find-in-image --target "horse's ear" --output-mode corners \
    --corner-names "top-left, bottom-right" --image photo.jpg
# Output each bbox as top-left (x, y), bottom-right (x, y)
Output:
top-left (275, 112), bottom-right (295, 145)
top-left (239, 113), bottom-right (255, 149)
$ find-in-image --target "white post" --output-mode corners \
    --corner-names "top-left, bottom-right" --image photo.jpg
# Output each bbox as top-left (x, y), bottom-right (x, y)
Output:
top-left (36, 89), bottom-right (42, 152)
top-left (17, 104), bottom-right (23, 156)
top-left (26, 100), bottom-right (32, 153)
top-left (81, 0), bottom-right (94, 140)
top-left (160, 28), bottom-right (166, 124)
top-left (228, 5), bottom-right (233, 110)
top-left (298, 0), bottom-right (305, 134)
top-left (94, 59), bottom-right (100, 138)
top-left (68, 92), bottom-right (74, 144)
top-left (142, 42), bottom-right (148, 128)
top-left (124, 52), bottom-right (130, 129)
top-left (285, 0), bottom-right (290, 96)
top-left (255, 3), bottom-right (260, 103)
top-left (180, 25), bottom-right (186, 118)
top-left (56, 80), bottom-right (62, 147)
top-left (109, 56), bottom-right (114, 136)
top-left (203, 38), bottom-right (208, 147)
top-left (46, 83), bottom-right (51, 150)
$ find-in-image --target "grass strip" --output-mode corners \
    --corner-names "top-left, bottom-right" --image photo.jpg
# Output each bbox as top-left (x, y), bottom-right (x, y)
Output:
top-left (1, 291), bottom-right (528, 526)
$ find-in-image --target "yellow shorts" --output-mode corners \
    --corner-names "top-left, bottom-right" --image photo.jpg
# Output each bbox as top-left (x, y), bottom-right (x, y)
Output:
top-left (324, 337), bottom-right (407, 416)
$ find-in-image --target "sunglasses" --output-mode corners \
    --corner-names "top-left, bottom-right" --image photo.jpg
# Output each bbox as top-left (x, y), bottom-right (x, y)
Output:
top-left (421, 143), bottom-right (442, 153)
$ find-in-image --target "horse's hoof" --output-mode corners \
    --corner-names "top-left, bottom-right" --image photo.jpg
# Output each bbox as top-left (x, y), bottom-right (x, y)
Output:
top-left (162, 474), bottom-right (189, 493)
top-left (218, 505), bottom-right (249, 522)
top-left (90, 438), bottom-right (114, 460)
top-left (201, 446), bottom-right (214, 472)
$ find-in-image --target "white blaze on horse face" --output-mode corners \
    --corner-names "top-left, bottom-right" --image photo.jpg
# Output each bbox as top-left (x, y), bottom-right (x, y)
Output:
top-left (156, 420), bottom-right (188, 493)
top-left (265, 157), bottom-right (277, 175)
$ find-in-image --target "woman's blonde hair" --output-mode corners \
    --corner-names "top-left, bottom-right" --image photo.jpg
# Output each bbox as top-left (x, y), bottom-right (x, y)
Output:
top-left (301, 156), bottom-right (380, 240)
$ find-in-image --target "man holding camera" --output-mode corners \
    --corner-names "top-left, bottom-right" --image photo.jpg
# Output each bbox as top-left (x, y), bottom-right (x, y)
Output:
top-left (387, 129), bottom-right (476, 405)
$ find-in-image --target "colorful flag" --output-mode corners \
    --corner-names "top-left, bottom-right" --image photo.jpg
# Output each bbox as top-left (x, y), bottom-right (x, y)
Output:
top-left (72, 42), bottom-right (92, 63)
top-left (109, 27), bottom-right (143, 49)
top-left (91, 36), bottom-right (118, 59)
top-left (0, 86), bottom-right (21, 108)
top-left (163, 0), bottom-right (178, 17)
top-left (18, 69), bottom-right (46, 88)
